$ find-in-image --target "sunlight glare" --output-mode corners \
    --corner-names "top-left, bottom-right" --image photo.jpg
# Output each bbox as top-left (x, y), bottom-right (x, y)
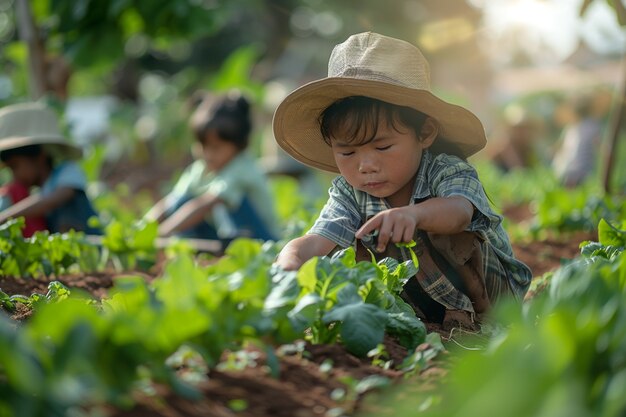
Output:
top-left (481, 0), bottom-right (580, 65)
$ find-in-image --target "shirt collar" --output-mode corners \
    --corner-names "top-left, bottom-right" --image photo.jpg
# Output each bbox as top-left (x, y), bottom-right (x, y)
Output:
top-left (411, 150), bottom-right (433, 202)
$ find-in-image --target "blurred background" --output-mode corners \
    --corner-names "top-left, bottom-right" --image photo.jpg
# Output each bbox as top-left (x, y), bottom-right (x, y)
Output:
top-left (0, 0), bottom-right (624, 226)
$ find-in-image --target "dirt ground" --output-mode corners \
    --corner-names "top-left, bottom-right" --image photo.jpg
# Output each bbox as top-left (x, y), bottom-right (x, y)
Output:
top-left (0, 201), bottom-right (591, 416)
top-left (503, 203), bottom-right (596, 278)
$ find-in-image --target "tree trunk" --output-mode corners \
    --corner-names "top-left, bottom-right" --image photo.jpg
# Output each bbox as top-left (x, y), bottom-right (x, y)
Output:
top-left (602, 58), bottom-right (626, 195)
top-left (15, 0), bottom-right (46, 99)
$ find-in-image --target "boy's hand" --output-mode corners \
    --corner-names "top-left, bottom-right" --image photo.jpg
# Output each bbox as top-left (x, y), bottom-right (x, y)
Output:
top-left (274, 234), bottom-right (338, 271)
top-left (273, 254), bottom-right (303, 271)
top-left (355, 206), bottom-right (417, 253)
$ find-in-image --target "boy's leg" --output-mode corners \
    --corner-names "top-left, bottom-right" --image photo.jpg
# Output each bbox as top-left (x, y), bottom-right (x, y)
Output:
top-left (229, 197), bottom-right (276, 241)
top-left (165, 194), bottom-right (219, 240)
top-left (404, 234), bottom-right (477, 330)
top-left (426, 232), bottom-right (513, 313)
top-left (46, 191), bottom-right (100, 234)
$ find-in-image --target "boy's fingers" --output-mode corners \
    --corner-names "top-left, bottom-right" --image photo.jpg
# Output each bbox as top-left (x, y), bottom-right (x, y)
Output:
top-left (355, 216), bottom-right (381, 238)
top-left (403, 227), bottom-right (413, 242)
top-left (376, 222), bottom-right (395, 251)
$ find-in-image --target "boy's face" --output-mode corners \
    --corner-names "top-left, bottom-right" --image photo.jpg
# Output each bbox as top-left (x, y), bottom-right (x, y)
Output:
top-left (4, 154), bottom-right (44, 187)
top-left (201, 130), bottom-right (239, 172)
top-left (331, 118), bottom-right (432, 207)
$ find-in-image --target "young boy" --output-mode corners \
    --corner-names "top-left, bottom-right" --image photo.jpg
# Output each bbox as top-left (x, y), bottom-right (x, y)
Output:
top-left (0, 102), bottom-right (100, 235)
top-left (272, 32), bottom-right (532, 328)
top-left (145, 91), bottom-right (277, 241)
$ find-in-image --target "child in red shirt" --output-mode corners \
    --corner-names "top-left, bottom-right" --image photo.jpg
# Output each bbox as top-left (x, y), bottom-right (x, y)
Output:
top-left (0, 181), bottom-right (47, 237)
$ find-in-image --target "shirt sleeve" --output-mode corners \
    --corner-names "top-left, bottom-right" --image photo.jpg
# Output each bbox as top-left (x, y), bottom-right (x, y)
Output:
top-left (170, 161), bottom-right (202, 197)
top-left (429, 155), bottom-right (502, 233)
top-left (44, 162), bottom-right (87, 194)
top-left (307, 177), bottom-right (362, 248)
top-left (0, 194), bottom-right (11, 211)
top-left (206, 172), bottom-right (244, 209)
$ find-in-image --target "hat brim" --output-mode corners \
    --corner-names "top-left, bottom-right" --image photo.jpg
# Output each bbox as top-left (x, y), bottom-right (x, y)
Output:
top-left (0, 135), bottom-right (82, 160)
top-left (273, 78), bottom-right (486, 173)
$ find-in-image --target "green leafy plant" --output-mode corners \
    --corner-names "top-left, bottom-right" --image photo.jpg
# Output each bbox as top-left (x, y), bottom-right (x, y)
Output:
top-left (0, 237), bottom-right (429, 416)
top-left (0, 218), bottom-right (100, 277)
top-left (1, 281), bottom-right (71, 313)
top-left (286, 247), bottom-right (425, 357)
top-left (100, 218), bottom-right (158, 271)
top-left (532, 189), bottom-right (625, 234)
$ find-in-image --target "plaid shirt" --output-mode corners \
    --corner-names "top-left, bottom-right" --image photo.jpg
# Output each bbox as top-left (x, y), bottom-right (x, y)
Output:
top-left (308, 151), bottom-right (532, 311)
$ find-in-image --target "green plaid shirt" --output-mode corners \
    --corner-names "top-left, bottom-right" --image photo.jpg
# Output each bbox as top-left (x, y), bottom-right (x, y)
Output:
top-left (308, 151), bottom-right (532, 310)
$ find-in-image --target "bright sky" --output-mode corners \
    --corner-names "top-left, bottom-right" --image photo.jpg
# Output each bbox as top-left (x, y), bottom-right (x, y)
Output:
top-left (470, 0), bottom-right (626, 65)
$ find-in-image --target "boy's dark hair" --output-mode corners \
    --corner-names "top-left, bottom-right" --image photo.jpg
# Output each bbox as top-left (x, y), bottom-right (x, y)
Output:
top-left (319, 96), bottom-right (429, 146)
top-left (0, 144), bottom-right (45, 163)
top-left (190, 93), bottom-right (252, 150)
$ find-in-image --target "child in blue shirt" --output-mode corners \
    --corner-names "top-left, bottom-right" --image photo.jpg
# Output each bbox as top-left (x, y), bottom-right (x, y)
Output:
top-left (0, 102), bottom-right (100, 235)
top-left (272, 32), bottom-right (531, 329)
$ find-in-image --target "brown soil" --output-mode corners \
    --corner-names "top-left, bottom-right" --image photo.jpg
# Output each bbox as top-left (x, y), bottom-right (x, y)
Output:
top-left (511, 230), bottom-right (596, 278)
top-left (108, 338), bottom-right (412, 417)
top-left (504, 202), bottom-right (597, 278)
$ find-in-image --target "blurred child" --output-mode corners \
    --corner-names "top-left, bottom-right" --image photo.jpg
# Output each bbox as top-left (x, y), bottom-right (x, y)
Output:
top-left (145, 91), bottom-right (278, 241)
top-left (0, 102), bottom-right (101, 234)
top-left (552, 91), bottom-right (606, 187)
top-left (272, 32), bottom-right (531, 329)
top-left (486, 106), bottom-right (542, 172)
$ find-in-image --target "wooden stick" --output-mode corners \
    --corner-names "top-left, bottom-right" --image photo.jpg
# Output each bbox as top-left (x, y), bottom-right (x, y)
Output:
top-left (84, 235), bottom-right (223, 254)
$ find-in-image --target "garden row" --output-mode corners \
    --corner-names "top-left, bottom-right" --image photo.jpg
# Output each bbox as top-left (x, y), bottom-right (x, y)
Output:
top-left (0, 218), bottom-right (429, 417)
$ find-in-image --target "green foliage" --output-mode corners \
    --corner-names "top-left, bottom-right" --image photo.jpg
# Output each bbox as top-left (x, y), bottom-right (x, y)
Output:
top-left (0, 236), bottom-right (429, 415)
top-left (475, 161), bottom-right (560, 208)
top-left (360, 220), bottom-right (626, 417)
top-left (92, 183), bottom-right (155, 226)
top-left (0, 281), bottom-right (71, 313)
top-left (0, 219), bottom-right (100, 277)
top-left (532, 189), bottom-right (625, 234)
top-left (100, 218), bottom-right (158, 271)
top-left (475, 159), bottom-right (626, 237)
top-left (0, 216), bottom-right (162, 278)
top-left (80, 143), bottom-right (107, 183)
top-left (598, 219), bottom-right (626, 248)
top-left (285, 247), bottom-right (425, 357)
top-left (33, 0), bottom-right (235, 67)
top-left (0, 240), bottom-right (281, 415)
top-left (269, 175), bottom-right (326, 240)
top-left (209, 45), bottom-right (265, 101)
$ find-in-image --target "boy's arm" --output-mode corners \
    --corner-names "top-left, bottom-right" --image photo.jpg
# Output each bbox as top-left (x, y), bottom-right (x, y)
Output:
top-left (355, 196), bottom-right (474, 253)
top-left (143, 197), bottom-right (171, 223)
top-left (0, 187), bottom-right (76, 224)
top-left (158, 192), bottom-right (219, 237)
top-left (275, 234), bottom-right (338, 271)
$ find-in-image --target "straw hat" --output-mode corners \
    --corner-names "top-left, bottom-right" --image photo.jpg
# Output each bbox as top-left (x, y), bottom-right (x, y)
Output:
top-left (273, 32), bottom-right (486, 173)
top-left (0, 102), bottom-right (82, 160)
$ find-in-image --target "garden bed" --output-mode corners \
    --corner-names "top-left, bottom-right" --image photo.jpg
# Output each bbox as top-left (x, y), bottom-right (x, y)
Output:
top-left (0, 227), bottom-right (587, 417)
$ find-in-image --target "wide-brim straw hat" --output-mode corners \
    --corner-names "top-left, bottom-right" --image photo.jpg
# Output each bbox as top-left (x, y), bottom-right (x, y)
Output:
top-left (0, 102), bottom-right (82, 161)
top-left (273, 32), bottom-right (486, 173)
